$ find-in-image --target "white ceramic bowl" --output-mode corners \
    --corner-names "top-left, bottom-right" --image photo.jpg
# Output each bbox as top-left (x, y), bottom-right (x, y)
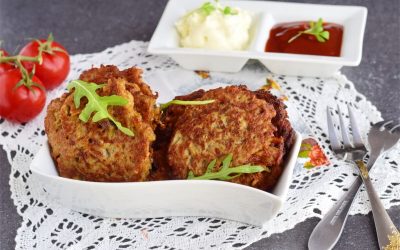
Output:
top-left (30, 131), bottom-right (301, 227)
top-left (148, 0), bottom-right (367, 77)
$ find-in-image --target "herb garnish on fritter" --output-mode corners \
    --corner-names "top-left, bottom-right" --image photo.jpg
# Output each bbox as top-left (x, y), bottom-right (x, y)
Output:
top-left (188, 154), bottom-right (268, 181)
top-left (67, 80), bottom-right (134, 136)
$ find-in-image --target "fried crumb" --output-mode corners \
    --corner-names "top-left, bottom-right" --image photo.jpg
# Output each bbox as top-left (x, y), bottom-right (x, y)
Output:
top-left (195, 70), bottom-right (210, 79)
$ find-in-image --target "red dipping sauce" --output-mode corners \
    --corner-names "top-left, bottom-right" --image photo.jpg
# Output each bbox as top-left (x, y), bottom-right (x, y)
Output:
top-left (265, 21), bottom-right (344, 57)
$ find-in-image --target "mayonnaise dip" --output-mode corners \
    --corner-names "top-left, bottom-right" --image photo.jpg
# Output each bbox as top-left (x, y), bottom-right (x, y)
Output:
top-left (175, 2), bottom-right (252, 50)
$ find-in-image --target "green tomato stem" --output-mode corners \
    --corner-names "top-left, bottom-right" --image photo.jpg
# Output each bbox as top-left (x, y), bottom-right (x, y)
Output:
top-left (0, 55), bottom-right (41, 63)
top-left (0, 33), bottom-right (63, 64)
top-left (12, 60), bottom-right (44, 93)
top-left (14, 60), bottom-right (29, 80)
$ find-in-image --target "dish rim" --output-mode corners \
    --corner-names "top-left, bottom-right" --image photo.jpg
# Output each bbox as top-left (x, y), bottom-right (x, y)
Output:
top-left (30, 131), bottom-right (302, 200)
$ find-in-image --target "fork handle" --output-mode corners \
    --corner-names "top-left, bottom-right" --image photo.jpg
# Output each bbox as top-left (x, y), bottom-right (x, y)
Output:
top-left (308, 154), bottom-right (380, 250)
top-left (308, 175), bottom-right (363, 250)
top-left (357, 162), bottom-right (398, 249)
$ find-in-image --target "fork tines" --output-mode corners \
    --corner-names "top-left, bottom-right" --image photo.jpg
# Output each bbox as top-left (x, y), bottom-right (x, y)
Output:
top-left (326, 104), bottom-right (367, 153)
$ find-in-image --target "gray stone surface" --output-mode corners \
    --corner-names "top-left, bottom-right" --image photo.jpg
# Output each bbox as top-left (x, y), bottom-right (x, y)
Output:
top-left (0, 0), bottom-right (399, 249)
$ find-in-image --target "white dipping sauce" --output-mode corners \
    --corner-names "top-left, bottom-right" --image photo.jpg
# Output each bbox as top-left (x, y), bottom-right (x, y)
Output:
top-left (176, 4), bottom-right (252, 50)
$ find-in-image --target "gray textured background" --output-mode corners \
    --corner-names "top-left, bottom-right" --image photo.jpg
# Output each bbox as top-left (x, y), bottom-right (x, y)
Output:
top-left (0, 0), bottom-right (399, 249)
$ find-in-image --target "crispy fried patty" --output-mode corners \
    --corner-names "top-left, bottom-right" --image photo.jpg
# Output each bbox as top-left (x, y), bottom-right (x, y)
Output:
top-left (45, 65), bottom-right (159, 182)
top-left (152, 86), bottom-right (294, 190)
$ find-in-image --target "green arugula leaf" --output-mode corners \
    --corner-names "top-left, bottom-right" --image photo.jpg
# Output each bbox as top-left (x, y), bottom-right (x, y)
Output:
top-left (315, 35), bottom-right (326, 42)
top-left (223, 6), bottom-right (231, 14)
top-left (222, 6), bottom-right (237, 15)
top-left (320, 30), bottom-right (330, 40)
top-left (201, 2), bottom-right (216, 15)
top-left (199, 0), bottom-right (238, 16)
top-left (206, 159), bottom-right (217, 173)
top-left (160, 99), bottom-right (215, 110)
top-left (221, 153), bottom-right (232, 170)
top-left (288, 18), bottom-right (330, 43)
top-left (67, 80), bottom-right (134, 136)
top-left (187, 154), bottom-right (268, 181)
top-left (316, 18), bottom-right (323, 31)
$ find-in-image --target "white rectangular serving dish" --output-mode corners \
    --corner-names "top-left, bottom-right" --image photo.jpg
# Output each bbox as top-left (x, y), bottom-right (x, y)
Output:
top-left (30, 131), bottom-right (301, 227)
top-left (148, 0), bottom-right (367, 77)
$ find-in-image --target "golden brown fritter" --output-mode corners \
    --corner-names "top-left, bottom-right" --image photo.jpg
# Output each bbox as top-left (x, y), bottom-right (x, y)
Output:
top-left (152, 85), bottom-right (294, 191)
top-left (45, 65), bottom-right (159, 182)
top-left (253, 89), bottom-right (295, 154)
top-left (79, 65), bottom-right (159, 128)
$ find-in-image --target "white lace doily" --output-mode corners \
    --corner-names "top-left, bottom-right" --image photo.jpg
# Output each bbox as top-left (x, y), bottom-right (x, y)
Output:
top-left (1, 40), bottom-right (399, 249)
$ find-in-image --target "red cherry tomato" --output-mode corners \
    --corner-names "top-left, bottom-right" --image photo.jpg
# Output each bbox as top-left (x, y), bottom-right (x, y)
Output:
top-left (0, 69), bottom-right (46, 123)
top-left (0, 50), bottom-right (15, 74)
top-left (19, 39), bottom-right (70, 90)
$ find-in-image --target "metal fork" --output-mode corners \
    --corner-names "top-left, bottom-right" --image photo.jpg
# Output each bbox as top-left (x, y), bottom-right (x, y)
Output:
top-left (309, 104), bottom-right (398, 250)
top-left (309, 118), bottom-right (400, 250)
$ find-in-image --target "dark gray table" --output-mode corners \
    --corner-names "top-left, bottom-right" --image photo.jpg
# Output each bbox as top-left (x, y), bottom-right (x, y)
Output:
top-left (0, 0), bottom-right (399, 249)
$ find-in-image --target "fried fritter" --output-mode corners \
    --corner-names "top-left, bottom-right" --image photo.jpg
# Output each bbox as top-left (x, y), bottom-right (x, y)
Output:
top-left (45, 65), bottom-right (159, 182)
top-left (152, 85), bottom-right (294, 190)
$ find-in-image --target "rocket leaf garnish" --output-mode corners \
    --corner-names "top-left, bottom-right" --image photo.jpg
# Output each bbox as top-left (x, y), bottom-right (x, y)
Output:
top-left (160, 99), bottom-right (215, 110)
top-left (201, 2), bottom-right (216, 15)
top-left (288, 18), bottom-right (330, 43)
top-left (187, 154), bottom-right (268, 181)
top-left (200, 1), bottom-right (238, 16)
top-left (67, 80), bottom-right (134, 136)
